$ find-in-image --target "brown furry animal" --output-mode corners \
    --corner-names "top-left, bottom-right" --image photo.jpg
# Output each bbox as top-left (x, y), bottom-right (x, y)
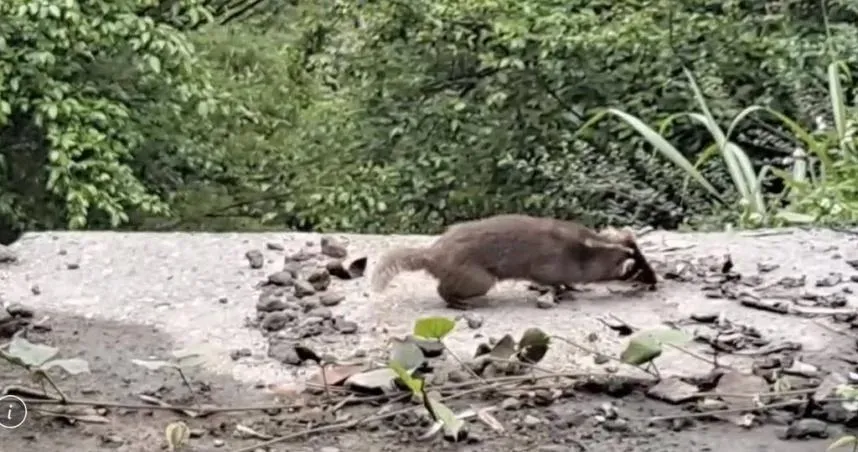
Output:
top-left (370, 214), bottom-right (656, 309)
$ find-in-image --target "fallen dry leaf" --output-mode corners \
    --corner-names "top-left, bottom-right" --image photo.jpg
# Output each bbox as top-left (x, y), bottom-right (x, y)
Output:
top-left (307, 363), bottom-right (366, 386)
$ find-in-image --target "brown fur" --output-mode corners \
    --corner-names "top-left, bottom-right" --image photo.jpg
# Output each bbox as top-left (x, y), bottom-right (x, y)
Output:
top-left (370, 214), bottom-right (647, 309)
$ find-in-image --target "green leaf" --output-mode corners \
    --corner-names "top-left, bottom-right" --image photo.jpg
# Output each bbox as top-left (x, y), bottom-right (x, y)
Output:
top-left (828, 435), bottom-right (858, 451)
top-left (413, 316), bottom-right (456, 340)
top-left (517, 328), bottom-right (550, 364)
top-left (426, 395), bottom-right (465, 441)
top-left (40, 358), bottom-right (91, 375)
top-left (196, 101), bottom-right (209, 117)
top-left (6, 337), bottom-right (59, 367)
top-left (583, 108), bottom-right (724, 202)
top-left (828, 61), bottom-right (849, 147)
top-left (146, 55), bottom-right (162, 73)
top-left (390, 340), bottom-right (425, 370)
top-left (389, 361), bottom-right (424, 395)
top-left (620, 336), bottom-right (662, 365)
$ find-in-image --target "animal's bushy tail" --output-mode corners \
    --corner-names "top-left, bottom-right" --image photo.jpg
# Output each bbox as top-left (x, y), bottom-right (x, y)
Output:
top-left (370, 247), bottom-right (433, 292)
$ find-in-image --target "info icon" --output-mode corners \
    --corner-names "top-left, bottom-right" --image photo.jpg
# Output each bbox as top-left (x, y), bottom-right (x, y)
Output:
top-left (0, 395), bottom-right (27, 429)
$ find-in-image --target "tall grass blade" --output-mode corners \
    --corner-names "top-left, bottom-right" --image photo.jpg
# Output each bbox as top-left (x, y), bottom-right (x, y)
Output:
top-left (683, 69), bottom-right (760, 211)
top-left (828, 60), bottom-right (853, 154)
top-left (597, 108), bottom-right (724, 202)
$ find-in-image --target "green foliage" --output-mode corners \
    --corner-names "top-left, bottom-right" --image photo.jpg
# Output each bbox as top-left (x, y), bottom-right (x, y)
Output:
top-left (0, 0), bottom-right (219, 230)
top-left (619, 328), bottom-right (692, 366)
top-left (2, 335), bottom-right (90, 375)
top-left (386, 346), bottom-right (466, 441)
top-left (413, 317), bottom-right (456, 341)
top-left (830, 384), bottom-right (858, 450)
top-left (5, 0), bottom-right (858, 233)
top-left (390, 340), bottom-right (426, 371)
top-left (517, 328), bottom-right (550, 364)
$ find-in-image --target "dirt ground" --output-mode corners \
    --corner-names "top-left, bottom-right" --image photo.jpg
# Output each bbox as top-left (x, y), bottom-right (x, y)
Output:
top-left (3, 228), bottom-right (858, 451)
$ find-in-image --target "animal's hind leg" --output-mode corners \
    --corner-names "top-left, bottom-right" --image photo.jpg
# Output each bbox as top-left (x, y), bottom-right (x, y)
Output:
top-left (436, 266), bottom-right (495, 310)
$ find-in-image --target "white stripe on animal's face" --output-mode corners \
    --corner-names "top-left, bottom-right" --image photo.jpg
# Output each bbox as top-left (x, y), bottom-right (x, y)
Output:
top-left (620, 258), bottom-right (636, 277)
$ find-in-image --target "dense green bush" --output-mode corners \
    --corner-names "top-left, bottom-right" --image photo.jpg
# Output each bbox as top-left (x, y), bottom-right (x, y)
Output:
top-left (0, 0), bottom-right (217, 230)
top-left (3, 0), bottom-right (858, 236)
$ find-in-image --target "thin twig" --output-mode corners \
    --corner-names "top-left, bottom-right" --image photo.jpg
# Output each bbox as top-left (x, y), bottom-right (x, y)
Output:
top-left (18, 371), bottom-right (638, 415)
top-left (35, 370), bottom-right (69, 402)
top-left (327, 394), bottom-right (356, 414)
top-left (174, 367), bottom-right (200, 410)
top-left (550, 334), bottom-right (659, 378)
top-left (694, 387), bottom-right (818, 399)
top-left (231, 371), bottom-right (652, 452)
top-left (230, 382), bottom-right (504, 452)
top-left (441, 341), bottom-right (487, 383)
top-left (640, 399), bottom-right (805, 422)
top-left (813, 318), bottom-right (853, 337)
top-left (320, 363), bottom-right (331, 399)
top-left (20, 398), bottom-right (312, 414)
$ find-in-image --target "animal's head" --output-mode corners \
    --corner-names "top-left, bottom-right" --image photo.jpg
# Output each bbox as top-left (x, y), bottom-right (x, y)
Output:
top-left (576, 235), bottom-right (637, 283)
top-left (596, 226), bottom-right (658, 286)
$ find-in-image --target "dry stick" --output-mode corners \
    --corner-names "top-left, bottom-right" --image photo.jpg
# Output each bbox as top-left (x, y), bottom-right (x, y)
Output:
top-left (230, 371), bottom-right (643, 452)
top-left (640, 399), bottom-right (806, 422)
top-left (319, 363), bottom-right (331, 399)
top-left (19, 391), bottom-right (387, 415)
top-left (20, 398), bottom-right (316, 414)
top-left (35, 370), bottom-right (69, 402)
top-left (694, 387), bottom-right (819, 399)
top-left (440, 341), bottom-right (487, 383)
top-left (17, 372), bottom-right (608, 413)
top-left (173, 367), bottom-right (201, 410)
top-left (230, 382), bottom-right (508, 452)
top-left (813, 318), bottom-right (853, 337)
top-left (549, 335), bottom-right (659, 379)
top-left (640, 396), bottom-right (854, 423)
top-left (327, 394), bottom-right (357, 414)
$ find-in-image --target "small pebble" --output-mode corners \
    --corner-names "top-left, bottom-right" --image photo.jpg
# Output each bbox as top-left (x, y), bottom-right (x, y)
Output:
top-left (501, 397), bottom-right (520, 410)
top-left (523, 414), bottom-right (542, 426)
top-left (464, 313), bottom-right (483, 329)
top-left (336, 320), bottom-right (358, 334)
top-left (319, 292), bottom-right (345, 307)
